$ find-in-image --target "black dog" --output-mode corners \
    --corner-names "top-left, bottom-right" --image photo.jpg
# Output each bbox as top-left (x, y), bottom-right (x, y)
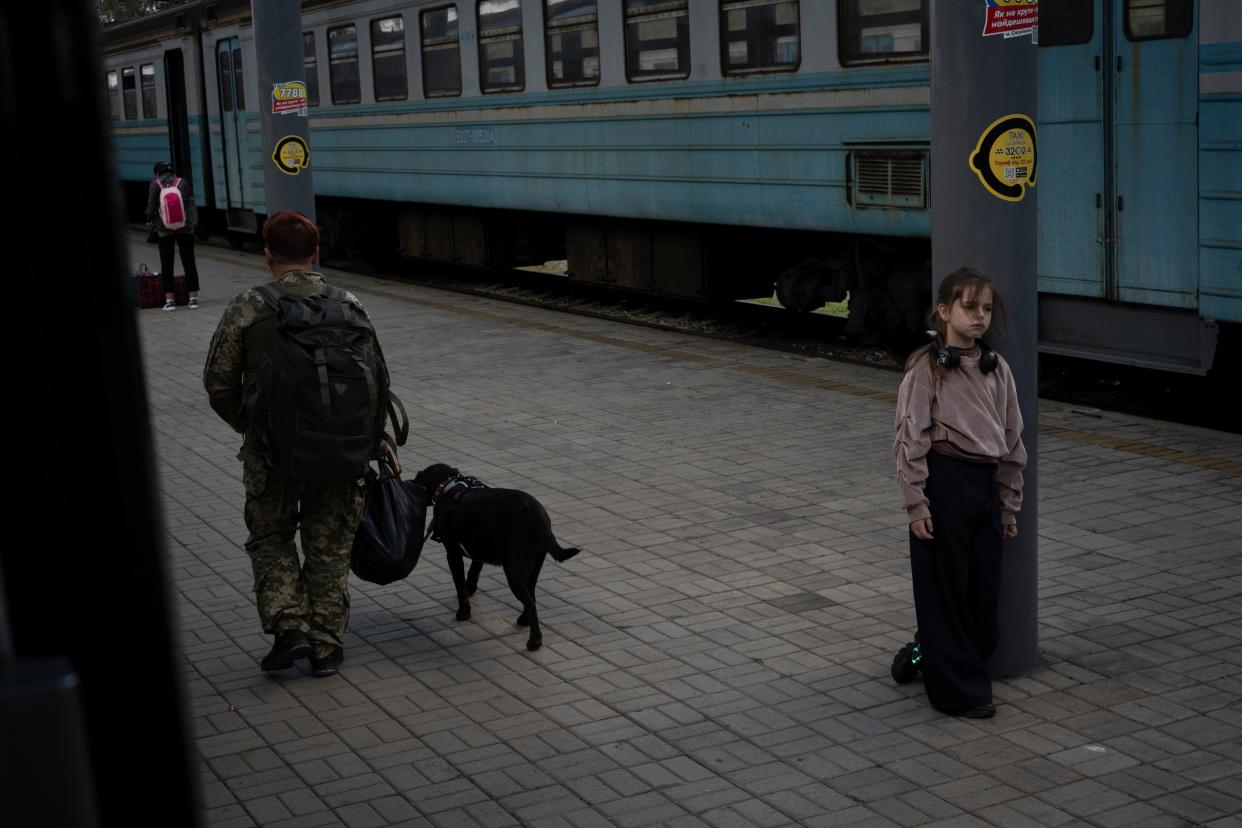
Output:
top-left (412, 463), bottom-right (580, 651)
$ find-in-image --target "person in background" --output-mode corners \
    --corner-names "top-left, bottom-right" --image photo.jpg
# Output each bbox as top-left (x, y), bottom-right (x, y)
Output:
top-left (146, 161), bottom-right (201, 311)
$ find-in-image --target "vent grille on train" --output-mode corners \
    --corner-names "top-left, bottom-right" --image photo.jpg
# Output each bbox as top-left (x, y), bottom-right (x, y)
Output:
top-left (852, 152), bottom-right (927, 209)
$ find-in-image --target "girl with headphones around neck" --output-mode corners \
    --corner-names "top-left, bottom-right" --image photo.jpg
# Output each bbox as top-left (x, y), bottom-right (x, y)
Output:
top-left (891, 267), bottom-right (1027, 719)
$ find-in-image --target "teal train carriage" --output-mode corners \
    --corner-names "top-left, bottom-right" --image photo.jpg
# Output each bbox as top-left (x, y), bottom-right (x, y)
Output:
top-left (103, 0), bottom-right (1241, 374)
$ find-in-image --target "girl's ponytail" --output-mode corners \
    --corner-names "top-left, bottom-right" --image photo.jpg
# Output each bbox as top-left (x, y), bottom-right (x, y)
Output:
top-left (904, 310), bottom-right (949, 377)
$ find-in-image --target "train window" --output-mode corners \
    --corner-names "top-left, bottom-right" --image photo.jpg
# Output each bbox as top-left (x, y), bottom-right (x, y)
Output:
top-left (218, 51), bottom-right (234, 112)
top-left (107, 71), bottom-right (120, 121)
top-left (1125, 0), bottom-right (1192, 40)
top-left (1039, 0), bottom-right (1092, 47)
top-left (329, 24), bottom-right (362, 104)
top-left (624, 0), bottom-right (690, 81)
top-left (372, 16), bottom-right (409, 101)
top-left (304, 32), bottom-right (320, 107)
top-left (479, 0), bottom-right (525, 93)
top-left (141, 63), bottom-right (157, 118)
top-left (544, 0), bottom-right (601, 87)
top-left (232, 47), bottom-right (246, 109)
top-left (720, 0), bottom-right (800, 75)
top-left (839, 0), bottom-right (926, 65)
top-left (422, 7), bottom-right (463, 97)
top-left (122, 67), bottom-right (137, 119)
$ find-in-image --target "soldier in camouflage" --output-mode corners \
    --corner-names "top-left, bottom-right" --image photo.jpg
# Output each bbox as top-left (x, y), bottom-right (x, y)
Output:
top-left (203, 211), bottom-right (397, 677)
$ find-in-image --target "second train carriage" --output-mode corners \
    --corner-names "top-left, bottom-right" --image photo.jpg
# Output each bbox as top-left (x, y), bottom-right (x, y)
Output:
top-left (103, 0), bottom-right (1242, 374)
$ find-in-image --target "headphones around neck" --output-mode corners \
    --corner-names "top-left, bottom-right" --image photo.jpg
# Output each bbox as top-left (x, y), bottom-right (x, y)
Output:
top-left (926, 330), bottom-right (999, 374)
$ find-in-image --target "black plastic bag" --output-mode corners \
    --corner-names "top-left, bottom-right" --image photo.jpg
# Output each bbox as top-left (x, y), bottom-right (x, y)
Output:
top-left (350, 463), bottom-right (428, 585)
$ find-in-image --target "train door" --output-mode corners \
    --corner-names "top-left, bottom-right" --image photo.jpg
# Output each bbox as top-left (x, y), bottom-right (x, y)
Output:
top-left (1037, 2), bottom-right (1105, 298)
top-left (1038, 0), bottom-right (1197, 304)
top-left (163, 49), bottom-right (192, 185)
top-left (215, 37), bottom-right (247, 209)
top-left (1112, 0), bottom-right (1197, 307)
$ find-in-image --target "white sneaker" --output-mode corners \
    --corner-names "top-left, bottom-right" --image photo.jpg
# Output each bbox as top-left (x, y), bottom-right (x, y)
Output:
top-left (189, 297), bottom-right (200, 309)
top-left (163, 300), bottom-right (176, 312)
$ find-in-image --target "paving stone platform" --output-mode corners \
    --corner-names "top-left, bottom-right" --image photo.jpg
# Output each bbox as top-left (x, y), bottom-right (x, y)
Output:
top-left (133, 236), bottom-right (1242, 828)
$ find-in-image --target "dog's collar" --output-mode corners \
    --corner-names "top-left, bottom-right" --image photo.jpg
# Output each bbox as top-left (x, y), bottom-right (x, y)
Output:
top-left (431, 475), bottom-right (486, 505)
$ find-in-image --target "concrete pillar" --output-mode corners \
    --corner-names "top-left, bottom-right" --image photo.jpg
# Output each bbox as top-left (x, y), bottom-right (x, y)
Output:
top-left (253, 0), bottom-right (316, 221)
top-left (931, 0), bottom-right (1040, 675)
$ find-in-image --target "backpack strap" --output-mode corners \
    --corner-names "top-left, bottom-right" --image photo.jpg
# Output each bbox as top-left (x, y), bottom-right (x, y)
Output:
top-left (314, 348), bottom-right (333, 420)
top-left (386, 391), bottom-right (409, 446)
top-left (254, 283), bottom-right (281, 309)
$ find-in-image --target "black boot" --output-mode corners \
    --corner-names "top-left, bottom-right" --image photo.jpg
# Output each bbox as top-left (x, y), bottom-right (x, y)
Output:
top-left (261, 630), bottom-right (311, 672)
top-left (309, 645), bottom-right (344, 678)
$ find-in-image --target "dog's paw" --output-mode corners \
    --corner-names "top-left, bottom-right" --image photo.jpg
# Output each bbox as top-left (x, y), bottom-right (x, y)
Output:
top-left (516, 612), bottom-right (530, 627)
top-left (456, 606), bottom-right (472, 621)
top-left (526, 637), bottom-right (542, 651)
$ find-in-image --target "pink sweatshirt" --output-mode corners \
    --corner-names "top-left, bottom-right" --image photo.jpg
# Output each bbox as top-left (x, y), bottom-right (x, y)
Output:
top-left (893, 352), bottom-right (1027, 525)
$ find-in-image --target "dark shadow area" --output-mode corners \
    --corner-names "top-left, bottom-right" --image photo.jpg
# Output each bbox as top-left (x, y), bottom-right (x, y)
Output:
top-left (0, 2), bottom-right (201, 825)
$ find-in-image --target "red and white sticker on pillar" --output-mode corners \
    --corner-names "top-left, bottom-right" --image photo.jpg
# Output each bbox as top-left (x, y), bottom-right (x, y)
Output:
top-left (271, 81), bottom-right (309, 116)
top-left (983, 0), bottom-right (1038, 41)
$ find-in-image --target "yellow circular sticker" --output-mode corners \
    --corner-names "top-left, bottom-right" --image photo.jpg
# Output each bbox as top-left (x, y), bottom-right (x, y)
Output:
top-left (273, 135), bottom-right (310, 176)
top-left (969, 114), bottom-right (1037, 202)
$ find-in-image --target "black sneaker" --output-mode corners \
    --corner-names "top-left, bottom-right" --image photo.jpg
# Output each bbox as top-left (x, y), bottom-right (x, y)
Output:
top-left (310, 645), bottom-right (344, 678)
top-left (891, 639), bottom-right (923, 685)
top-left (260, 630), bottom-right (311, 672)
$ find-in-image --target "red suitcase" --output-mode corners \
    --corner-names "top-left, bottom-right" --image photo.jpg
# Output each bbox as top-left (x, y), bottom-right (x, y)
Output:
top-left (135, 266), bottom-right (191, 308)
top-left (135, 264), bottom-right (163, 309)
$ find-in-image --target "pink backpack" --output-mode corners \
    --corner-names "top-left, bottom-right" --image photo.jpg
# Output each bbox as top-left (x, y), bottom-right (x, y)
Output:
top-left (157, 177), bottom-right (187, 230)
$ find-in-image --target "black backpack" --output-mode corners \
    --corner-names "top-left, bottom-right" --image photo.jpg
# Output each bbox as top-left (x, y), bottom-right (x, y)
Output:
top-left (251, 283), bottom-right (406, 481)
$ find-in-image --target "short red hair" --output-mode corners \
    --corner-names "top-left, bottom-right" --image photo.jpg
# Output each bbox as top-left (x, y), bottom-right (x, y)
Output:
top-left (263, 211), bottom-right (320, 264)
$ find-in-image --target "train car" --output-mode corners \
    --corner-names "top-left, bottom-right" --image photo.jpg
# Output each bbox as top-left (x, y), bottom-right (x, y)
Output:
top-left (102, 0), bottom-right (1241, 374)
top-left (104, 10), bottom-right (210, 223)
top-left (1038, 0), bottom-right (1241, 373)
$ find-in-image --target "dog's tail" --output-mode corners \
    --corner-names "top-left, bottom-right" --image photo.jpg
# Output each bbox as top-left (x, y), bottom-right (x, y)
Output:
top-left (549, 545), bottom-right (580, 563)
top-left (526, 498), bottom-right (580, 563)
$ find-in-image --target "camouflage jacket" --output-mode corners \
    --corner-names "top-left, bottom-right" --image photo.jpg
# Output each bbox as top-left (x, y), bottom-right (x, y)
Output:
top-left (202, 270), bottom-right (389, 459)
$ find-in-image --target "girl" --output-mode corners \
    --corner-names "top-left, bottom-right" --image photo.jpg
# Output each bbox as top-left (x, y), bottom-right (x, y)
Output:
top-left (893, 267), bottom-right (1027, 718)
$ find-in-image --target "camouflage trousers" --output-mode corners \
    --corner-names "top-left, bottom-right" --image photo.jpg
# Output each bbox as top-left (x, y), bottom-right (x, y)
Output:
top-left (242, 454), bottom-right (365, 650)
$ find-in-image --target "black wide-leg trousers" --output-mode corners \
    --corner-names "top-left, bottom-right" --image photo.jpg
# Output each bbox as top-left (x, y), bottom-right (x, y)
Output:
top-left (909, 451), bottom-right (1003, 712)
top-left (158, 232), bottom-right (200, 294)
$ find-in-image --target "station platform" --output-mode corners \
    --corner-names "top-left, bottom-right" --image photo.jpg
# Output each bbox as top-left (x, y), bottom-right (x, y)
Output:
top-left (131, 236), bottom-right (1242, 828)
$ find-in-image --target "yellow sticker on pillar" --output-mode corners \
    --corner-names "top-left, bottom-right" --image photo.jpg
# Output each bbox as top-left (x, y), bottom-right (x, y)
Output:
top-left (969, 114), bottom-right (1037, 202)
top-left (273, 135), bottom-right (310, 176)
